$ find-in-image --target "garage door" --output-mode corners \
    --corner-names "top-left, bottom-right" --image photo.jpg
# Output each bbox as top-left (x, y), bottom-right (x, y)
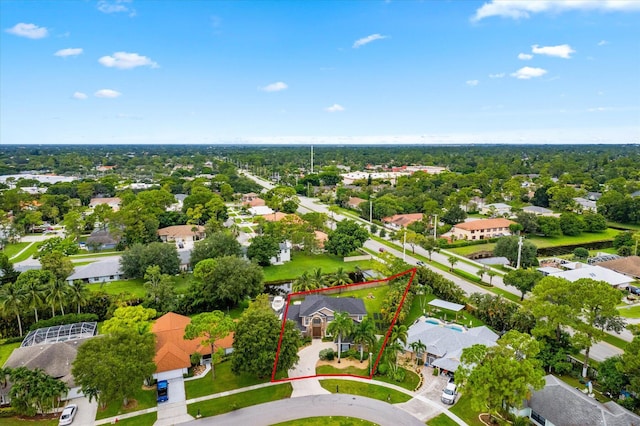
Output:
top-left (156, 369), bottom-right (183, 381)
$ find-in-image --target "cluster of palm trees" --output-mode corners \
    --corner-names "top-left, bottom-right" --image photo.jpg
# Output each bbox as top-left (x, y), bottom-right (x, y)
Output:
top-left (291, 267), bottom-right (352, 293)
top-left (384, 324), bottom-right (426, 379)
top-left (325, 312), bottom-right (377, 364)
top-left (0, 270), bottom-right (90, 337)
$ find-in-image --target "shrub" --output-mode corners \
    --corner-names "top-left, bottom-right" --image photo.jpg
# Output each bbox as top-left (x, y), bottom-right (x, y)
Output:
top-left (377, 363), bottom-right (388, 375)
top-left (319, 348), bottom-right (335, 361)
top-left (190, 352), bottom-right (202, 366)
top-left (0, 407), bottom-right (16, 418)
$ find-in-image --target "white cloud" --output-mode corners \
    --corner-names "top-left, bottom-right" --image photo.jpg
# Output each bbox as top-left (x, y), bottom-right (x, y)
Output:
top-left (353, 34), bottom-right (388, 48)
top-left (54, 48), bottom-right (83, 57)
top-left (518, 53), bottom-right (533, 60)
top-left (472, 0), bottom-right (640, 21)
top-left (325, 104), bottom-right (345, 112)
top-left (261, 82), bottom-right (288, 92)
top-left (97, 0), bottom-right (134, 15)
top-left (532, 44), bottom-right (575, 59)
top-left (5, 23), bottom-right (48, 39)
top-left (72, 92), bottom-right (88, 100)
top-left (94, 89), bottom-right (122, 98)
top-left (98, 52), bottom-right (158, 69)
top-left (511, 66), bottom-right (547, 79)
top-left (466, 80), bottom-right (479, 86)
top-left (489, 73), bottom-right (505, 78)
top-left (597, 40), bottom-right (609, 46)
top-left (587, 106), bottom-right (612, 112)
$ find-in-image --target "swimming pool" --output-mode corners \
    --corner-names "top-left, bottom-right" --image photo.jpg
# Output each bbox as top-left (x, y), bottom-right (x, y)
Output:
top-left (424, 317), bottom-right (466, 332)
top-left (424, 317), bottom-right (444, 325)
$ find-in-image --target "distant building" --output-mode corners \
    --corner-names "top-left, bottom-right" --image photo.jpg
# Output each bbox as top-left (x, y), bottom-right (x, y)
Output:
top-left (451, 218), bottom-right (516, 241)
top-left (66, 258), bottom-right (124, 284)
top-left (522, 205), bottom-right (555, 216)
top-left (270, 241), bottom-right (292, 265)
top-left (382, 213), bottom-right (424, 230)
top-left (480, 203), bottom-right (512, 217)
top-left (347, 197), bottom-right (367, 210)
top-left (573, 197), bottom-right (597, 212)
top-left (89, 197), bottom-right (121, 212)
top-left (548, 264), bottom-right (633, 289)
top-left (157, 225), bottom-right (205, 249)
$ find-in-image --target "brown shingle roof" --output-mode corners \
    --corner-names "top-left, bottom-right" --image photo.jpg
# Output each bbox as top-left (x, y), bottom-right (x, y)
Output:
top-left (382, 213), bottom-right (423, 227)
top-left (454, 218), bottom-right (515, 231)
top-left (157, 225), bottom-right (205, 238)
top-left (597, 256), bottom-right (640, 279)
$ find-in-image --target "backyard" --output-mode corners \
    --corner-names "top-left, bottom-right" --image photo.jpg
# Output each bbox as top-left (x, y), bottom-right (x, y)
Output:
top-left (263, 253), bottom-right (376, 282)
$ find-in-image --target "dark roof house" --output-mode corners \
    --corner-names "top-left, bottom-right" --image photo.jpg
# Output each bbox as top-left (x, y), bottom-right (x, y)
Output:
top-left (287, 295), bottom-right (366, 340)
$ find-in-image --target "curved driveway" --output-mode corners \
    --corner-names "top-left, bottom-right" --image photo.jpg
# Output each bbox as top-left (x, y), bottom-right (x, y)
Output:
top-left (182, 394), bottom-right (425, 426)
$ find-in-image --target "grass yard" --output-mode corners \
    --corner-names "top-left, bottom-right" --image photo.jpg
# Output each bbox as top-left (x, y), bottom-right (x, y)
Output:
top-left (95, 387), bottom-right (157, 420)
top-left (319, 379), bottom-right (411, 403)
top-left (427, 414), bottom-right (460, 426)
top-left (70, 251), bottom-right (121, 258)
top-left (262, 253), bottom-right (375, 282)
top-left (272, 417), bottom-right (378, 426)
top-left (316, 364), bottom-right (369, 376)
top-left (186, 383), bottom-right (292, 418)
top-left (373, 367), bottom-right (421, 391)
top-left (113, 412), bottom-right (157, 426)
top-left (448, 243), bottom-right (497, 256)
top-left (527, 228), bottom-right (620, 248)
top-left (184, 360), bottom-right (270, 399)
top-left (87, 278), bottom-right (146, 298)
top-left (9, 242), bottom-right (41, 263)
top-left (618, 305), bottom-right (640, 319)
top-left (449, 395), bottom-right (484, 426)
top-left (1, 417), bottom-right (58, 426)
top-left (607, 221), bottom-right (640, 231)
top-left (327, 283), bottom-right (391, 317)
top-left (2, 242), bottom-right (29, 259)
top-left (0, 341), bottom-right (20, 365)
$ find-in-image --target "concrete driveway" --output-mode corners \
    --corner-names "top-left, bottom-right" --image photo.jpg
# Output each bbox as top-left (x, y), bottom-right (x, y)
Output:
top-left (154, 376), bottom-right (194, 426)
top-left (64, 395), bottom-right (97, 426)
top-left (288, 339), bottom-right (333, 397)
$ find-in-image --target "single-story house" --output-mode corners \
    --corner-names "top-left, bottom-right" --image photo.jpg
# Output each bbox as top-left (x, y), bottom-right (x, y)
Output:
top-left (66, 258), bottom-right (124, 284)
top-left (168, 194), bottom-right (187, 212)
top-left (86, 228), bottom-right (120, 250)
top-left (522, 205), bottom-right (555, 216)
top-left (513, 375), bottom-right (640, 426)
top-left (573, 197), bottom-right (597, 212)
top-left (241, 192), bottom-right (260, 203)
top-left (548, 264), bottom-right (634, 289)
top-left (537, 266), bottom-right (564, 276)
top-left (480, 203), bottom-right (512, 217)
top-left (451, 218), bottom-right (516, 241)
top-left (477, 257), bottom-right (510, 266)
top-left (286, 295), bottom-right (366, 350)
top-left (382, 213), bottom-right (424, 230)
top-left (595, 256), bottom-right (640, 280)
top-left (89, 197), bottom-right (121, 212)
top-left (157, 225), bottom-right (205, 248)
top-left (248, 205), bottom-right (274, 216)
top-left (347, 197), bottom-right (367, 210)
top-left (270, 241), bottom-right (292, 265)
top-left (404, 318), bottom-right (499, 372)
top-left (261, 212), bottom-right (304, 224)
top-left (314, 230), bottom-right (329, 248)
top-left (152, 312), bottom-right (234, 381)
top-left (587, 192), bottom-right (602, 201)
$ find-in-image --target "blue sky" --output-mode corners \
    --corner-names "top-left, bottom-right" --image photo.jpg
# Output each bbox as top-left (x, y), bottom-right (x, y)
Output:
top-left (1, 0), bottom-right (639, 145)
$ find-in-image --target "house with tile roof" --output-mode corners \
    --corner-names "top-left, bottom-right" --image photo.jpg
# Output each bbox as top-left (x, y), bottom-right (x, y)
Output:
top-left (382, 213), bottom-right (424, 230)
top-left (451, 218), bottom-right (516, 241)
top-left (286, 295), bottom-right (367, 347)
top-left (152, 312), bottom-right (234, 381)
top-left (157, 225), bottom-right (206, 248)
top-left (347, 197), bottom-right (367, 210)
top-left (89, 197), bottom-right (121, 212)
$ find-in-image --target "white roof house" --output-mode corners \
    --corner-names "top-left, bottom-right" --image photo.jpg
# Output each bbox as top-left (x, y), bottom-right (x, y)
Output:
top-left (548, 265), bottom-right (633, 288)
top-left (248, 205), bottom-right (274, 216)
top-left (66, 258), bottom-right (123, 284)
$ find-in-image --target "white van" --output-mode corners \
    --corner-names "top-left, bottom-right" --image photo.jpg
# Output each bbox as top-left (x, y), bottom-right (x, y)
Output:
top-left (441, 382), bottom-right (457, 404)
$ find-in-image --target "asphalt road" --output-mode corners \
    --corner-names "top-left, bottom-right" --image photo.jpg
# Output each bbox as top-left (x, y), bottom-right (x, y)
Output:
top-left (183, 394), bottom-right (425, 426)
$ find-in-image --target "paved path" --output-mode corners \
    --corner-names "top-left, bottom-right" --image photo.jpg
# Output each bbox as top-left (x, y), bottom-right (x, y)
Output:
top-left (182, 394), bottom-right (427, 426)
top-left (288, 339), bottom-right (333, 397)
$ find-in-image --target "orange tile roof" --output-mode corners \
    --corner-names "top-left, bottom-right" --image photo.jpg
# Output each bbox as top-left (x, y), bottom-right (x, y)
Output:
top-left (382, 213), bottom-right (423, 226)
top-left (152, 312), bottom-right (233, 373)
top-left (157, 225), bottom-right (205, 238)
top-left (454, 218), bottom-right (515, 231)
top-left (261, 212), bottom-right (303, 223)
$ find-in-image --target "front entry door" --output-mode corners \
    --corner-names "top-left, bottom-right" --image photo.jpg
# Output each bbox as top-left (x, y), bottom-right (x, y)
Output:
top-left (312, 317), bottom-right (322, 338)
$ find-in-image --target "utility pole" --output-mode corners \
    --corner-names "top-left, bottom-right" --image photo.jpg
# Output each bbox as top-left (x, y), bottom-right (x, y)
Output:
top-left (369, 199), bottom-right (373, 223)
top-left (403, 230), bottom-right (407, 261)
top-left (516, 235), bottom-right (524, 269)
top-left (433, 215), bottom-right (438, 241)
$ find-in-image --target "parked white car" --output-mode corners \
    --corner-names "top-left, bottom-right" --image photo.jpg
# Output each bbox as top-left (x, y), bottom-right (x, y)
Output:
top-left (59, 404), bottom-right (77, 425)
top-left (441, 382), bottom-right (457, 405)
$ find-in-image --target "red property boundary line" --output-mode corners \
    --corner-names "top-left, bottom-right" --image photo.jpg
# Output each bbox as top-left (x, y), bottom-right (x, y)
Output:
top-left (271, 267), bottom-right (417, 383)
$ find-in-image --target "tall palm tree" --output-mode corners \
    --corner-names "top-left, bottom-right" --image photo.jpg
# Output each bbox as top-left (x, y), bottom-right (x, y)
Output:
top-left (69, 280), bottom-right (90, 314)
top-left (326, 312), bottom-right (354, 363)
top-left (448, 256), bottom-right (458, 272)
top-left (0, 282), bottom-right (26, 336)
top-left (352, 317), bottom-right (377, 363)
top-left (311, 268), bottom-right (326, 289)
top-left (16, 270), bottom-right (49, 323)
top-left (487, 270), bottom-right (497, 285)
top-left (330, 267), bottom-right (352, 287)
top-left (45, 278), bottom-right (70, 316)
top-left (292, 271), bottom-right (316, 293)
top-left (409, 340), bottom-right (427, 368)
top-left (390, 324), bottom-right (408, 347)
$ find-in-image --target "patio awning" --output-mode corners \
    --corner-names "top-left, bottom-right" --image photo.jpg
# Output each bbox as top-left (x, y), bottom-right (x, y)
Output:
top-left (428, 299), bottom-right (464, 312)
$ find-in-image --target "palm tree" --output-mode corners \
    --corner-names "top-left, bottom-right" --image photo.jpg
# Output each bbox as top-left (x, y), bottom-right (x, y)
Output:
top-left (352, 317), bottom-right (377, 362)
top-left (69, 280), bottom-right (90, 314)
top-left (487, 270), bottom-right (497, 285)
top-left (330, 267), bottom-right (352, 287)
top-left (326, 312), bottom-right (354, 363)
top-left (45, 279), bottom-right (70, 316)
top-left (476, 268), bottom-right (485, 283)
top-left (448, 256), bottom-right (458, 272)
top-left (0, 282), bottom-right (25, 336)
top-left (311, 268), bottom-right (326, 289)
top-left (292, 271), bottom-right (316, 293)
top-left (409, 340), bottom-right (427, 368)
top-left (16, 270), bottom-right (49, 323)
top-left (390, 324), bottom-right (408, 347)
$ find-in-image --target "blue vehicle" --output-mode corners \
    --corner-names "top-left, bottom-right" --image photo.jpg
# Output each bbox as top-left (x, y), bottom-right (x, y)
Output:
top-left (157, 380), bottom-right (169, 403)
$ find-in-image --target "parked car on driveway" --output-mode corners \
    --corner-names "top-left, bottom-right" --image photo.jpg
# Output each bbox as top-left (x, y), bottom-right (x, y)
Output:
top-left (441, 382), bottom-right (457, 405)
top-left (59, 404), bottom-right (77, 425)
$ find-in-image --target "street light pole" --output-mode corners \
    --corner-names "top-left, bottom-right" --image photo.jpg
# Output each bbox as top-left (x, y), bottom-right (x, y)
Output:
top-left (516, 235), bottom-right (524, 269)
top-left (369, 199), bottom-right (373, 224)
top-left (369, 352), bottom-right (373, 376)
top-left (403, 230), bottom-right (407, 261)
top-left (433, 214), bottom-right (438, 241)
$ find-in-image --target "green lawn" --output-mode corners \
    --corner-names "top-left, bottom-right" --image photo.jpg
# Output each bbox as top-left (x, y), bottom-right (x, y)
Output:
top-left (527, 228), bottom-right (620, 248)
top-left (70, 251), bottom-right (121, 258)
top-left (618, 305), bottom-right (640, 319)
top-left (2, 242), bottom-right (29, 259)
top-left (273, 417), bottom-right (378, 426)
top-left (0, 417), bottom-right (58, 426)
top-left (319, 379), bottom-right (411, 403)
top-left (113, 412), bottom-right (157, 426)
top-left (9, 242), bottom-right (41, 263)
top-left (449, 395), bottom-right (484, 426)
top-left (316, 364), bottom-right (369, 376)
top-left (373, 367), bottom-right (421, 391)
top-left (448, 243), bottom-right (496, 256)
top-left (95, 387), bottom-right (157, 420)
top-left (0, 341), bottom-right (20, 365)
top-left (87, 278), bottom-right (147, 298)
top-left (326, 284), bottom-right (391, 317)
top-left (262, 253), bottom-right (375, 282)
top-left (607, 221), bottom-right (640, 231)
top-left (184, 360), bottom-right (270, 399)
top-left (427, 414), bottom-right (460, 426)
top-left (186, 383), bottom-right (292, 418)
